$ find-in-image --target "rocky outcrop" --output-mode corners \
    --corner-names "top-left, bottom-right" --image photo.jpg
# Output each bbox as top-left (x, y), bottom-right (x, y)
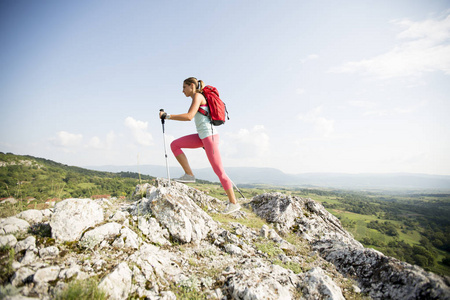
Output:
top-left (0, 181), bottom-right (448, 299)
top-left (315, 240), bottom-right (450, 300)
top-left (250, 193), bottom-right (450, 300)
top-left (50, 198), bottom-right (104, 242)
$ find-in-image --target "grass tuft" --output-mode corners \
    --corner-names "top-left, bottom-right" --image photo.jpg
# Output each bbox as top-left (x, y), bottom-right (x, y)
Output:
top-left (54, 277), bottom-right (107, 300)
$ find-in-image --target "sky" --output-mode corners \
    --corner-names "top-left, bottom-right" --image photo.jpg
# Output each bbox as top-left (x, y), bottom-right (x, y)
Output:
top-left (1, 0), bottom-right (450, 176)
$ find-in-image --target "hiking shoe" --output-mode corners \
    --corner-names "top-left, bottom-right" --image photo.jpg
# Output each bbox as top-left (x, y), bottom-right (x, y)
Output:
top-left (222, 203), bottom-right (241, 214)
top-left (174, 174), bottom-right (196, 183)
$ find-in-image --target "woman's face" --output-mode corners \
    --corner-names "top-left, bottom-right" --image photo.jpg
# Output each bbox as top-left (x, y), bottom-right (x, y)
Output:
top-left (182, 83), bottom-right (195, 97)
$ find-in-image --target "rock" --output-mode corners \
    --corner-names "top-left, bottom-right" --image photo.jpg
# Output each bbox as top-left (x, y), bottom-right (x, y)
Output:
top-left (11, 267), bottom-right (34, 287)
top-left (16, 210), bottom-right (44, 224)
top-left (20, 250), bottom-right (36, 265)
top-left (40, 209), bottom-right (52, 219)
top-left (224, 244), bottom-right (244, 256)
top-left (132, 183), bottom-right (152, 199)
top-left (15, 236), bottom-right (36, 253)
top-left (1, 197), bottom-right (17, 204)
top-left (226, 259), bottom-right (299, 300)
top-left (146, 184), bottom-right (218, 244)
top-left (0, 217), bottom-right (30, 235)
top-left (98, 262), bottom-right (132, 300)
top-left (160, 291), bottom-right (177, 300)
top-left (300, 267), bottom-right (345, 300)
top-left (5, 186), bottom-right (449, 300)
top-left (315, 240), bottom-right (450, 300)
top-left (33, 266), bottom-right (60, 283)
top-left (0, 234), bottom-right (18, 247)
top-left (112, 226), bottom-right (140, 249)
top-left (110, 210), bottom-right (128, 222)
top-left (50, 198), bottom-right (104, 242)
top-left (260, 224), bottom-right (270, 238)
top-left (59, 265), bottom-right (83, 280)
top-left (128, 243), bottom-right (182, 289)
top-left (79, 222), bottom-right (122, 249)
top-left (137, 216), bottom-right (170, 246)
top-left (39, 246), bottom-right (59, 260)
top-left (250, 193), bottom-right (361, 247)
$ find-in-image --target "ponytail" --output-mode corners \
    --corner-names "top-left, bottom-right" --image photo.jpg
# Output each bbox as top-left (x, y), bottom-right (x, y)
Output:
top-left (184, 77), bottom-right (204, 93)
top-left (197, 80), bottom-right (204, 93)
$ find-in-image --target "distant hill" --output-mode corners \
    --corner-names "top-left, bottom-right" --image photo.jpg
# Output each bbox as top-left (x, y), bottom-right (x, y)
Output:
top-left (0, 153), bottom-right (155, 201)
top-left (86, 164), bottom-right (450, 191)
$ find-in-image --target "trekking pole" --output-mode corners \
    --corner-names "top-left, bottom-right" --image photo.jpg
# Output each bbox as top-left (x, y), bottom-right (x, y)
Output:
top-left (160, 109), bottom-right (171, 185)
top-left (231, 179), bottom-right (246, 199)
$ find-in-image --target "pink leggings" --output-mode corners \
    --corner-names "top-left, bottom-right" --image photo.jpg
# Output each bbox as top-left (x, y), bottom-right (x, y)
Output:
top-left (171, 134), bottom-right (232, 190)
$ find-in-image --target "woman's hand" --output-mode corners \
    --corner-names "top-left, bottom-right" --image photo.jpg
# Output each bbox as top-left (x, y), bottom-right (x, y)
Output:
top-left (159, 111), bottom-right (167, 119)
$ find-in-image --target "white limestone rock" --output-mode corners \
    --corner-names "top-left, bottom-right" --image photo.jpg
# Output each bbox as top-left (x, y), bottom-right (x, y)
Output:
top-left (79, 222), bottom-right (122, 249)
top-left (15, 236), bottom-right (36, 253)
top-left (50, 198), bottom-right (104, 242)
top-left (16, 210), bottom-right (44, 224)
top-left (0, 234), bottom-right (17, 247)
top-left (146, 184), bottom-right (218, 244)
top-left (98, 262), bottom-right (132, 300)
top-left (128, 243), bottom-right (182, 289)
top-left (0, 217), bottom-right (30, 235)
top-left (33, 266), bottom-right (60, 283)
top-left (11, 267), bottom-right (34, 287)
top-left (226, 258), bottom-right (299, 300)
top-left (39, 246), bottom-right (59, 260)
top-left (250, 193), bottom-right (362, 248)
top-left (137, 216), bottom-right (170, 246)
top-left (300, 267), bottom-right (345, 300)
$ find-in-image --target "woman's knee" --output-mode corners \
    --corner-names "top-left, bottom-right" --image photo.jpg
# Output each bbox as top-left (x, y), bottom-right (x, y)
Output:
top-left (170, 140), bottom-right (183, 156)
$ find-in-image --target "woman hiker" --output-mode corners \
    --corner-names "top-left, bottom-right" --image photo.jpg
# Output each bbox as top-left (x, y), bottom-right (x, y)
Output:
top-left (159, 77), bottom-right (241, 214)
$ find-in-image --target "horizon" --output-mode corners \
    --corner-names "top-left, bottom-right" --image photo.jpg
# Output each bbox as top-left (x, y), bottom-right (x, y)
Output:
top-left (1, 1), bottom-right (450, 175)
top-left (85, 162), bottom-right (450, 177)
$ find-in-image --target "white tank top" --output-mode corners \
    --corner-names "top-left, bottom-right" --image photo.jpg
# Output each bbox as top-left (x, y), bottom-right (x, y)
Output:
top-left (194, 105), bottom-right (216, 139)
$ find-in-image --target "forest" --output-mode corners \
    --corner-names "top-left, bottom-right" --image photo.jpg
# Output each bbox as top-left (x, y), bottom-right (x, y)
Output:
top-left (0, 152), bottom-right (155, 202)
top-left (296, 188), bottom-right (450, 275)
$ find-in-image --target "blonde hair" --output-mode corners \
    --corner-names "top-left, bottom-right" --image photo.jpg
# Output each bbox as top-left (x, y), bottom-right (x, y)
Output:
top-left (184, 77), bottom-right (204, 93)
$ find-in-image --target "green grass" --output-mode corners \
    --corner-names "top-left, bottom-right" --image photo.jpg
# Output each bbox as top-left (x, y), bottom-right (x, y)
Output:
top-left (211, 206), bottom-right (268, 230)
top-left (54, 277), bottom-right (107, 300)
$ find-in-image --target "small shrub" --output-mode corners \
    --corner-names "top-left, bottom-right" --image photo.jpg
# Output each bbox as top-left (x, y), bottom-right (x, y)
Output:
top-left (274, 260), bottom-right (303, 274)
top-left (0, 284), bottom-right (21, 298)
top-left (54, 277), bottom-right (107, 300)
top-left (29, 223), bottom-right (52, 238)
top-left (255, 241), bottom-right (284, 258)
top-left (0, 246), bottom-right (15, 284)
top-left (170, 276), bottom-right (207, 300)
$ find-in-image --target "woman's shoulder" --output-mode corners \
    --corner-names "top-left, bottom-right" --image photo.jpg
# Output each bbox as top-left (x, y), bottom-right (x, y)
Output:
top-left (193, 92), bottom-right (207, 105)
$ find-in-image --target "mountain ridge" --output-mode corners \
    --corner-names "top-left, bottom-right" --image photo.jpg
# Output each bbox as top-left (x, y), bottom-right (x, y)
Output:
top-left (86, 164), bottom-right (450, 191)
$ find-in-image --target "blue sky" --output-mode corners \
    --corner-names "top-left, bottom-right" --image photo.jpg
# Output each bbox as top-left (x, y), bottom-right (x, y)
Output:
top-left (1, 0), bottom-right (449, 175)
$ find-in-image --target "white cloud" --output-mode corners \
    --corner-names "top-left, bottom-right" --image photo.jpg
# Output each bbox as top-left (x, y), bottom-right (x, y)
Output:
top-left (224, 125), bottom-right (270, 160)
top-left (50, 131), bottom-right (83, 147)
top-left (330, 13), bottom-right (450, 79)
top-left (124, 117), bottom-right (153, 146)
top-left (87, 131), bottom-right (115, 150)
top-left (297, 106), bottom-right (335, 138)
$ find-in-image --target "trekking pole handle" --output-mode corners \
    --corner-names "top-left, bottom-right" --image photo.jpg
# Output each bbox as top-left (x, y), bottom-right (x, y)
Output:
top-left (160, 109), bottom-right (166, 124)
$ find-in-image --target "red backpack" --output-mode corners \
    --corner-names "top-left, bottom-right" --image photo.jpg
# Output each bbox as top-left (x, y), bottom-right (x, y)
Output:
top-left (198, 85), bottom-right (229, 126)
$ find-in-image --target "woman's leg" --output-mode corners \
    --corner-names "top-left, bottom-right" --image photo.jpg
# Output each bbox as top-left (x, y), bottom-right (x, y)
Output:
top-left (201, 135), bottom-right (237, 204)
top-left (171, 134), bottom-right (204, 176)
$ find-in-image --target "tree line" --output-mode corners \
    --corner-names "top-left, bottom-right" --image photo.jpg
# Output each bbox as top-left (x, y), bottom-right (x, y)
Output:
top-left (0, 153), bottom-right (155, 201)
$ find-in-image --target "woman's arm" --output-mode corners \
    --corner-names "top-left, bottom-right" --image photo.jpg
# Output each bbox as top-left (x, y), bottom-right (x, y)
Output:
top-left (162, 94), bottom-right (204, 121)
